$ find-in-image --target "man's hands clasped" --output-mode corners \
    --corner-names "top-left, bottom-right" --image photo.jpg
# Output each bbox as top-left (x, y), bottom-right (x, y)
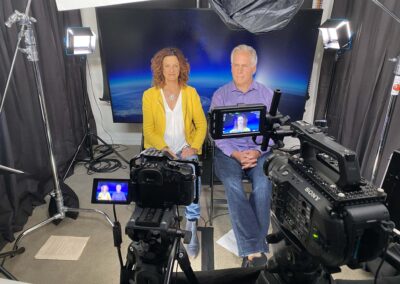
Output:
top-left (231, 150), bottom-right (261, 169)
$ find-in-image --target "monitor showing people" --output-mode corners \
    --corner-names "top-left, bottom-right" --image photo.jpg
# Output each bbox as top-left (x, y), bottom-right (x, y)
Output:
top-left (222, 110), bottom-right (261, 135)
top-left (92, 179), bottom-right (129, 204)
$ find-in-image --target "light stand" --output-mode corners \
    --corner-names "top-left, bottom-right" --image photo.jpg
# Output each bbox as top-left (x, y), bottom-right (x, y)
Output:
top-left (371, 55), bottom-right (400, 184)
top-left (319, 19), bottom-right (353, 122)
top-left (323, 51), bottom-right (341, 121)
top-left (2, 0), bottom-right (115, 266)
top-left (62, 55), bottom-right (128, 181)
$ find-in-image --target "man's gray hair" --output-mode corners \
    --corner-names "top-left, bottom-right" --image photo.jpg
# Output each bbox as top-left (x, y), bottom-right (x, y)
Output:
top-left (230, 44), bottom-right (258, 67)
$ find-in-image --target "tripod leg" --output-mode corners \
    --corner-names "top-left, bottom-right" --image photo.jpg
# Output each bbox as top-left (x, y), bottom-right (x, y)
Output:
top-left (93, 134), bottom-right (129, 164)
top-left (176, 244), bottom-right (199, 284)
top-left (63, 132), bottom-right (89, 181)
top-left (0, 264), bottom-right (17, 280)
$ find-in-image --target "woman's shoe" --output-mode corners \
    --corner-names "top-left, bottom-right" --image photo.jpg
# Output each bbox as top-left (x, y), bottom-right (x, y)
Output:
top-left (185, 219), bottom-right (200, 258)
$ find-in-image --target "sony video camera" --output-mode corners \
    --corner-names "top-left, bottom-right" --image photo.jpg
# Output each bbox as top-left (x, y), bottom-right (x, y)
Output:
top-left (209, 90), bottom-right (394, 282)
top-left (264, 120), bottom-right (390, 269)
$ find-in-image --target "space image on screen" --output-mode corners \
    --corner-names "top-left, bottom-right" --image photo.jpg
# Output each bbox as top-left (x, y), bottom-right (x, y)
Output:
top-left (97, 8), bottom-right (322, 123)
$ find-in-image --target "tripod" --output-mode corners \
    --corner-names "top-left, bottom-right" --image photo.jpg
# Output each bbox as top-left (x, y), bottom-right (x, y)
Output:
top-left (62, 57), bottom-right (128, 181)
top-left (1, 0), bottom-right (116, 265)
top-left (122, 206), bottom-right (199, 284)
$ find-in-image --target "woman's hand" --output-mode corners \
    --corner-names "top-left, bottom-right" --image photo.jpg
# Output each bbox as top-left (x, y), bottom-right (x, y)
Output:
top-left (181, 147), bottom-right (198, 159)
top-left (162, 147), bottom-right (178, 159)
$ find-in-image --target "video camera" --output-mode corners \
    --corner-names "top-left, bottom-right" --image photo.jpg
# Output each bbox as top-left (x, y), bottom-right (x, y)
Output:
top-left (92, 148), bottom-right (199, 208)
top-left (129, 148), bottom-right (199, 208)
top-left (92, 148), bottom-right (200, 284)
top-left (209, 90), bottom-right (396, 283)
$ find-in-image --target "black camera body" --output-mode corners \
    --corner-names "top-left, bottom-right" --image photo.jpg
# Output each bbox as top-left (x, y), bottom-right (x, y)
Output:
top-left (130, 148), bottom-right (198, 209)
top-left (266, 121), bottom-right (390, 268)
top-left (264, 121), bottom-right (389, 267)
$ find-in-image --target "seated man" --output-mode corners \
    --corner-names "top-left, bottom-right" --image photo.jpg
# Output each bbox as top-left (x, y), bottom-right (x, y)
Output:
top-left (210, 44), bottom-right (273, 267)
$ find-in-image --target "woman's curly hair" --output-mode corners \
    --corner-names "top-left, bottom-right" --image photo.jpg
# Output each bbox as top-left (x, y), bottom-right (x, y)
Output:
top-left (151, 47), bottom-right (190, 88)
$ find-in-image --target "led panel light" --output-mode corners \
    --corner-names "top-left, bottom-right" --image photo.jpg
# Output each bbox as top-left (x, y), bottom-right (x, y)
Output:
top-left (319, 19), bottom-right (352, 50)
top-left (66, 27), bottom-right (96, 55)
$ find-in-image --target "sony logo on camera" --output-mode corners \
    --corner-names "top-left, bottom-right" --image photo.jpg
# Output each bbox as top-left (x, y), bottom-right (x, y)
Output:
top-left (304, 187), bottom-right (320, 202)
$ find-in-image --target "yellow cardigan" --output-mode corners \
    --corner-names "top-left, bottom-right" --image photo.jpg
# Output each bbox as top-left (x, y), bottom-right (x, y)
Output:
top-left (142, 85), bottom-right (207, 154)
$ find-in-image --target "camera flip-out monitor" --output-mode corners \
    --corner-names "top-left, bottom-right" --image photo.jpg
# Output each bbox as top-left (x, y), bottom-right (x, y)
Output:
top-left (209, 104), bottom-right (266, 139)
top-left (91, 178), bottom-right (131, 205)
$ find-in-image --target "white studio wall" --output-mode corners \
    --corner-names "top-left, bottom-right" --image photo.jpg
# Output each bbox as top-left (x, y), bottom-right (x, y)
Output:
top-left (56, 0), bottom-right (151, 11)
top-left (81, 8), bottom-right (142, 145)
top-left (303, 0), bottom-right (335, 123)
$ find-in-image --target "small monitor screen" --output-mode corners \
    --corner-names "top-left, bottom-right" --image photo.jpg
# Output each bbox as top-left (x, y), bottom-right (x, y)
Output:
top-left (222, 110), bottom-right (262, 136)
top-left (91, 178), bottom-right (130, 204)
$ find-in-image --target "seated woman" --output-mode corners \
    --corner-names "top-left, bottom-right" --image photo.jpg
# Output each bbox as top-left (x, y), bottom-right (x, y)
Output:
top-left (142, 47), bottom-right (207, 258)
top-left (229, 114), bottom-right (251, 133)
top-left (98, 185), bottom-right (112, 201)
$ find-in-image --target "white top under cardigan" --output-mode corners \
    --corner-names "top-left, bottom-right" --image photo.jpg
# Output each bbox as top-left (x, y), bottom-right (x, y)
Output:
top-left (161, 89), bottom-right (188, 153)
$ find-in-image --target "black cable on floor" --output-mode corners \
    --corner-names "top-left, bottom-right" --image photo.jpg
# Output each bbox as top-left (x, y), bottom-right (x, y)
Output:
top-left (200, 216), bottom-right (207, 227)
top-left (84, 158), bottom-right (123, 174)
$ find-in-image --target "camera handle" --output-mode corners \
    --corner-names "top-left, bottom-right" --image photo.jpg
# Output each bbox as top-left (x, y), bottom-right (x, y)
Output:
top-left (291, 122), bottom-right (362, 189)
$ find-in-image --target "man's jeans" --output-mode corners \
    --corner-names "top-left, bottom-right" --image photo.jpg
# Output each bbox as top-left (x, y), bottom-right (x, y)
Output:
top-left (176, 152), bottom-right (201, 220)
top-left (214, 148), bottom-right (272, 257)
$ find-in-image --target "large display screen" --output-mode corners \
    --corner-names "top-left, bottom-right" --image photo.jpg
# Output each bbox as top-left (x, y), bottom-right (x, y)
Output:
top-left (97, 8), bottom-right (322, 123)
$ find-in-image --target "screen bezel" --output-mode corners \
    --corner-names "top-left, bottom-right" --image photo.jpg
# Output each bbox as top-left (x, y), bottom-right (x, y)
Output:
top-left (209, 104), bottom-right (266, 139)
top-left (91, 178), bottom-right (131, 205)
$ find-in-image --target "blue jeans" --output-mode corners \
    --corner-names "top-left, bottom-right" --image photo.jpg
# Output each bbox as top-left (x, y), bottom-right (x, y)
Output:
top-left (176, 152), bottom-right (201, 220)
top-left (214, 148), bottom-right (272, 257)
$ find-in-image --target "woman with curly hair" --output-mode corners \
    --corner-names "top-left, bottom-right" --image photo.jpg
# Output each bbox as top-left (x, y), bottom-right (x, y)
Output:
top-left (142, 47), bottom-right (207, 258)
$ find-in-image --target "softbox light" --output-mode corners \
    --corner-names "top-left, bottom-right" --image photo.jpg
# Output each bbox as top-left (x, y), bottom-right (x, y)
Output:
top-left (319, 19), bottom-right (352, 50)
top-left (66, 27), bottom-right (96, 55)
top-left (208, 0), bottom-right (304, 34)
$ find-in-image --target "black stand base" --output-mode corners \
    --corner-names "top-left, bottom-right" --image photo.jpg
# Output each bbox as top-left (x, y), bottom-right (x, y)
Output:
top-left (0, 247), bottom-right (25, 280)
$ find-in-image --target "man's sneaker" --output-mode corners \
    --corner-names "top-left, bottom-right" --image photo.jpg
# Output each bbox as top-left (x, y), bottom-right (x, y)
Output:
top-left (241, 253), bottom-right (267, 268)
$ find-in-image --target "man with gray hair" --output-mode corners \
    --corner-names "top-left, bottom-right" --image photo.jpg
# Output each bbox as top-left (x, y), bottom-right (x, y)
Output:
top-left (210, 44), bottom-right (273, 267)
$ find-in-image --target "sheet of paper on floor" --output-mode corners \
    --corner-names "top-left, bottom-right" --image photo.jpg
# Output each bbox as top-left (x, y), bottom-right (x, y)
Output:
top-left (35, 235), bottom-right (90, 261)
top-left (216, 229), bottom-right (239, 256)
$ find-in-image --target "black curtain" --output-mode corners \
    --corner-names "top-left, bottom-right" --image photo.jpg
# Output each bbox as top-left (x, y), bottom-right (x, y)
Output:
top-left (315, 0), bottom-right (400, 185)
top-left (0, 0), bottom-right (94, 246)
